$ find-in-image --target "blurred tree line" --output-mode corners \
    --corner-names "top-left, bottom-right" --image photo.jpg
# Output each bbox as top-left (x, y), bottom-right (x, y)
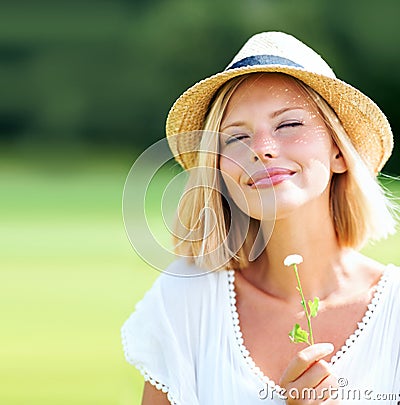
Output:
top-left (1, 0), bottom-right (399, 173)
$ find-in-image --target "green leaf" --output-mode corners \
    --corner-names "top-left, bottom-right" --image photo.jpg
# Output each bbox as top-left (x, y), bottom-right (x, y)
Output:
top-left (288, 323), bottom-right (310, 344)
top-left (308, 297), bottom-right (319, 318)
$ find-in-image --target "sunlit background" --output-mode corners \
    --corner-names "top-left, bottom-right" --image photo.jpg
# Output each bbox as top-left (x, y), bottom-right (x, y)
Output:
top-left (2, 1), bottom-right (400, 404)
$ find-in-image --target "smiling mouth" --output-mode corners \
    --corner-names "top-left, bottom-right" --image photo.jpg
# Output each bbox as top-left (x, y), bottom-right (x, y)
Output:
top-left (248, 168), bottom-right (295, 188)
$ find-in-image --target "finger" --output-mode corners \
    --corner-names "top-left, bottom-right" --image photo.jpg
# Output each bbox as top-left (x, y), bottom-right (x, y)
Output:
top-left (314, 374), bottom-right (339, 401)
top-left (289, 359), bottom-right (332, 391)
top-left (284, 373), bottom-right (339, 405)
top-left (284, 374), bottom-right (339, 405)
top-left (280, 343), bottom-right (334, 386)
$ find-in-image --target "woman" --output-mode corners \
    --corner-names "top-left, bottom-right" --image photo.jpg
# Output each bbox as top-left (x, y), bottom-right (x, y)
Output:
top-left (122, 32), bottom-right (400, 404)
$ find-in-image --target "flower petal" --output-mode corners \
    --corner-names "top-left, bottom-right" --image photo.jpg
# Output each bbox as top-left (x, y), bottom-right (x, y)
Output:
top-left (283, 254), bottom-right (304, 266)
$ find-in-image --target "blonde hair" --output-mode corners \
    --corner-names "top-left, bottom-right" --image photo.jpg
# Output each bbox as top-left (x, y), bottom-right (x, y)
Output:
top-left (173, 73), bottom-right (397, 270)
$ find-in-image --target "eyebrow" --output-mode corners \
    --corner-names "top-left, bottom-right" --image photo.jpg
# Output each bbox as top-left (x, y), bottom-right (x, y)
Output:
top-left (220, 121), bottom-right (246, 131)
top-left (271, 106), bottom-right (304, 118)
top-left (221, 106), bottom-right (304, 131)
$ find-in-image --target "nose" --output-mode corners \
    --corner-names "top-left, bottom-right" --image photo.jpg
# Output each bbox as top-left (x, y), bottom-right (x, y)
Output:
top-left (251, 130), bottom-right (278, 162)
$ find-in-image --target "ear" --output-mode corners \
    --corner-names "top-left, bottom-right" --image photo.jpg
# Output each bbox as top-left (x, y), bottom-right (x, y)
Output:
top-left (331, 147), bottom-right (347, 174)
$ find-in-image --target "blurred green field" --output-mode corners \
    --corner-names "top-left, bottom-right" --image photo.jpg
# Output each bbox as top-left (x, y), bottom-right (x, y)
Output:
top-left (0, 147), bottom-right (159, 405)
top-left (1, 147), bottom-right (399, 405)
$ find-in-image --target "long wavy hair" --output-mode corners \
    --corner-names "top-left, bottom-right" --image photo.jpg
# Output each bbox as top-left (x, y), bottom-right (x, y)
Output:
top-left (173, 73), bottom-right (397, 271)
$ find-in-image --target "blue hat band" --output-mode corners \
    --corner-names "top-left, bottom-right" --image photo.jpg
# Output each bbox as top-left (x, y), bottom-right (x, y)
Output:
top-left (227, 54), bottom-right (303, 70)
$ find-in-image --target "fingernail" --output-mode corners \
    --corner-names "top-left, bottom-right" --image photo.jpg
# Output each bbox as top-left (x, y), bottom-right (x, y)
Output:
top-left (319, 343), bottom-right (334, 353)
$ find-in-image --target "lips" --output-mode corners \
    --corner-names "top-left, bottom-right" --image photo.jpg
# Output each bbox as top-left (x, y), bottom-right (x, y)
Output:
top-left (247, 167), bottom-right (295, 188)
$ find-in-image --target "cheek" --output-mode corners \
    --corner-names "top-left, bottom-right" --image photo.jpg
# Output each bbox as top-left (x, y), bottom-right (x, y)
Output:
top-left (220, 156), bottom-right (242, 198)
top-left (219, 156), bottom-right (252, 214)
top-left (284, 127), bottom-right (334, 165)
top-left (219, 154), bottom-right (244, 182)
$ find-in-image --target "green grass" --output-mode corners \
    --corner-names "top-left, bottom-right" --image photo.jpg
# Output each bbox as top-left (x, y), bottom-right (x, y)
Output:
top-left (1, 147), bottom-right (158, 405)
top-left (1, 146), bottom-right (399, 404)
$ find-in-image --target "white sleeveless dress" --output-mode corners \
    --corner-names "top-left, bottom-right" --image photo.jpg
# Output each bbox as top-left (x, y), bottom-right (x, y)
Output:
top-left (121, 259), bottom-right (400, 404)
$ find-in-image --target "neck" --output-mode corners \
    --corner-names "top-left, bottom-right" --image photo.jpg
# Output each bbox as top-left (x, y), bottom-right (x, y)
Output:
top-left (243, 198), bottom-right (353, 303)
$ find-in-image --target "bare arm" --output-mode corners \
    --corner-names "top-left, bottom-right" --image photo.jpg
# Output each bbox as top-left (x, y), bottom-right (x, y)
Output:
top-left (141, 381), bottom-right (170, 405)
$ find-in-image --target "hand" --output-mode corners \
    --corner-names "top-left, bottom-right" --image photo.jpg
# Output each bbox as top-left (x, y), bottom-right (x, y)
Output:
top-left (279, 343), bottom-right (341, 404)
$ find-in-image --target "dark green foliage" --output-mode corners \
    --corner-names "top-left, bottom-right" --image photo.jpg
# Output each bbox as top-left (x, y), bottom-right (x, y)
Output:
top-left (0, 0), bottom-right (399, 173)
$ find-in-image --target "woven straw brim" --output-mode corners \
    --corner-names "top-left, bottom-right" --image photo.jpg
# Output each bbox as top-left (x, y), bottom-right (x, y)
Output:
top-left (166, 65), bottom-right (393, 174)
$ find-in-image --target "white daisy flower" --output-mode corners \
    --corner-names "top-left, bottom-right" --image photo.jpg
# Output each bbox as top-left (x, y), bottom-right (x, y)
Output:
top-left (283, 254), bottom-right (304, 266)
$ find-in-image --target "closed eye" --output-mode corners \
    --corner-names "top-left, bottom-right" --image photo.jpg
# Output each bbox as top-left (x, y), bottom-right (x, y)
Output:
top-left (225, 134), bottom-right (249, 145)
top-left (277, 121), bottom-right (303, 130)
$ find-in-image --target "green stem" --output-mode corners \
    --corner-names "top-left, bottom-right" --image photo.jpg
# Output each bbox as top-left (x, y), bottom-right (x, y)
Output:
top-left (293, 264), bottom-right (314, 345)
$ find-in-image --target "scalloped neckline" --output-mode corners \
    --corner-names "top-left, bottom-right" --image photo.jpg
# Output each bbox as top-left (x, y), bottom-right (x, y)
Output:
top-left (226, 265), bottom-right (393, 394)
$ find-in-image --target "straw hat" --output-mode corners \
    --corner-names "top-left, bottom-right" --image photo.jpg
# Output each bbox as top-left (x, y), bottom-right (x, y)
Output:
top-left (166, 31), bottom-right (393, 174)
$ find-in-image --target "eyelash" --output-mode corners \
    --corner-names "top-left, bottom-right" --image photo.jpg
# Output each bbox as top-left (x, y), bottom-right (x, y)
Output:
top-left (224, 121), bottom-right (304, 144)
top-left (277, 121), bottom-right (303, 130)
top-left (225, 134), bottom-right (249, 145)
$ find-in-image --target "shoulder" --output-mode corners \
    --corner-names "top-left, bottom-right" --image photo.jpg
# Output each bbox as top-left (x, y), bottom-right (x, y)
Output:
top-left (364, 259), bottom-right (400, 304)
top-left (129, 258), bottom-right (228, 323)
top-left (350, 253), bottom-right (394, 293)
top-left (121, 258), bottom-right (220, 403)
top-left (153, 258), bottom-right (227, 300)
top-left (121, 258), bottom-right (229, 363)
top-left (372, 263), bottom-right (400, 323)
top-left (383, 263), bottom-right (400, 295)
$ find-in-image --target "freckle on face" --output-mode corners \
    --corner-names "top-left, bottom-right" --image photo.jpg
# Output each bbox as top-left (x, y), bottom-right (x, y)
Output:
top-left (218, 73), bottom-right (337, 221)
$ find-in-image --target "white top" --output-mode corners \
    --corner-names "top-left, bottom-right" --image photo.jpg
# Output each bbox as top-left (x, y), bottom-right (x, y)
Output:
top-left (121, 259), bottom-right (400, 404)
